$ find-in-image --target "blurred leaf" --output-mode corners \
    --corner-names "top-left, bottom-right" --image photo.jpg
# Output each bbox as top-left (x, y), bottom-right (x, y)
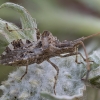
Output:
top-left (0, 18), bottom-right (25, 49)
top-left (1, 1), bottom-right (100, 38)
top-left (78, 0), bottom-right (100, 12)
top-left (0, 2), bottom-right (37, 41)
top-left (28, 0), bottom-right (100, 37)
top-left (0, 2), bottom-right (37, 52)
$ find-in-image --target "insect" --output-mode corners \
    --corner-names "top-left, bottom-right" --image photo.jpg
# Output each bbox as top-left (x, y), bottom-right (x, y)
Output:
top-left (0, 23), bottom-right (100, 94)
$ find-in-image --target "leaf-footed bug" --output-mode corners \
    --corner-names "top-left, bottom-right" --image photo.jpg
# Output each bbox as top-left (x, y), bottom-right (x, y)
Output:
top-left (0, 23), bottom-right (100, 94)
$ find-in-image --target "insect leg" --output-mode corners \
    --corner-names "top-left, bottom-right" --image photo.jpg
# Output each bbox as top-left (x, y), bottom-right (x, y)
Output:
top-left (59, 52), bottom-right (82, 58)
top-left (60, 42), bottom-right (90, 71)
top-left (60, 52), bottom-right (84, 64)
top-left (75, 53), bottom-right (82, 64)
top-left (75, 47), bottom-right (85, 64)
top-left (60, 52), bottom-right (87, 63)
top-left (75, 47), bottom-right (82, 64)
top-left (75, 51), bottom-right (93, 63)
top-left (78, 41), bottom-right (90, 79)
top-left (20, 60), bottom-right (28, 80)
top-left (60, 51), bottom-right (92, 79)
top-left (47, 59), bottom-right (59, 95)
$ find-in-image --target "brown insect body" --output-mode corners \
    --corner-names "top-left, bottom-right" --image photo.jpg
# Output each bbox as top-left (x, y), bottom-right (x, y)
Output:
top-left (0, 31), bottom-right (80, 66)
top-left (0, 29), bottom-right (99, 94)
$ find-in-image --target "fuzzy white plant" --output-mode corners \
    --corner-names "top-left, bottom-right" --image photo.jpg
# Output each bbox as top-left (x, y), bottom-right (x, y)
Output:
top-left (0, 56), bottom-right (86, 100)
top-left (0, 2), bottom-right (100, 100)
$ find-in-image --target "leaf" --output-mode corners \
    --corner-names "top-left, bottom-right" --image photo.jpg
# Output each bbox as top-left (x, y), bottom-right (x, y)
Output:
top-left (0, 18), bottom-right (26, 52)
top-left (0, 56), bottom-right (86, 100)
top-left (0, 2), bottom-right (37, 52)
top-left (0, 2), bottom-right (37, 41)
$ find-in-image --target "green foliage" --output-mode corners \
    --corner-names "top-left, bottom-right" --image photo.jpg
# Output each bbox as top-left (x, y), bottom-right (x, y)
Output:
top-left (0, 2), bottom-right (37, 41)
top-left (0, 2), bottom-right (37, 52)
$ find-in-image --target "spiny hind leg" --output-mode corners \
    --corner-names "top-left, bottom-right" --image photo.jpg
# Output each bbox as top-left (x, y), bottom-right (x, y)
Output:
top-left (47, 59), bottom-right (59, 95)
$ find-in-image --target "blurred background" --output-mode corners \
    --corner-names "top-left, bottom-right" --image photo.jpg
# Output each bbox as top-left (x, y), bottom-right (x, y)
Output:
top-left (0, 0), bottom-right (100, 99)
